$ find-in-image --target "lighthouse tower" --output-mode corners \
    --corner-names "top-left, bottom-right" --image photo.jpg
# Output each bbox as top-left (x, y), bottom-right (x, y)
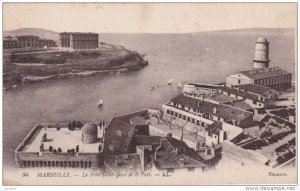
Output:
top-left (253, 37), bottom-right (270, 69)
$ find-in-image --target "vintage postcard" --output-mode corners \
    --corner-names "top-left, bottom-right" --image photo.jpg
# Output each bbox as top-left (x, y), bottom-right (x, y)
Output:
top-left (2, 2), bottom-right (297, 186)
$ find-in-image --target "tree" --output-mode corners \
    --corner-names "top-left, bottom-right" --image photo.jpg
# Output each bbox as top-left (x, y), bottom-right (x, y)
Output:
top-left (77, 121), bottom-right (82, 129)
top-left (176, 117), bottom-right (188, 141)
top-left (76, 145), bottom-right (79, 152)
top-left (57, 147), bottom-right (62, 153)
top-left (49, 146), bottom-right (53, 152)
top-left (68, 122), bottom-right (75, 131)
top-left (72, 120), bottom-right (77, 129)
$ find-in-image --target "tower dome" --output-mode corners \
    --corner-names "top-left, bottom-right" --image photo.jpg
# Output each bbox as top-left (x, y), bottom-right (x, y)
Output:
top-left (82, 123), bottom-right (98, 144)
top-left (256, 37), bottom-right (268, 43)
top-left (253, 37), bottom-right (270, 69)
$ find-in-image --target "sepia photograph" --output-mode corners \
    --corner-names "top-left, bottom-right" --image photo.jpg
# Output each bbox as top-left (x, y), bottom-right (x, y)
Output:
top-left (2, 2), bottom-right (297, 187)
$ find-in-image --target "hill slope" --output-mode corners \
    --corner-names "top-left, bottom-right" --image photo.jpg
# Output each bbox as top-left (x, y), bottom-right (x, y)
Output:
top-left (3, 28), bottom-right (59, 41)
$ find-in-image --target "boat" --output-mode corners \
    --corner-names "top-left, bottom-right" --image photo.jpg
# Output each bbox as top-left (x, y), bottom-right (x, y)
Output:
top-left (150, 86), bottom-right (155, 91)
top-left (178, 82), bottom-right (182, 89)
top-left (168, 78), bottom-right (173, 85)
top-left (97, 98), bottom-right (103, 107)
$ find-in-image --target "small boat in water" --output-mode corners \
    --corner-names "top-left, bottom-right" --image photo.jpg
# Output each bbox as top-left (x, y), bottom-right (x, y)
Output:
top-left (168, 78), bottom-right (173, 85)
top-left (98, 98), bottom-right (103, 107)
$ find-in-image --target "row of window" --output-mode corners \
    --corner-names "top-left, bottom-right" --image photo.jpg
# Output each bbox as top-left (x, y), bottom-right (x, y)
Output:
top-left (166, 109), bottom-right (206, 127)
top-left (20, 160), bottom-right (92, 168)
top-left (255, 75), bottom-right (291, 86)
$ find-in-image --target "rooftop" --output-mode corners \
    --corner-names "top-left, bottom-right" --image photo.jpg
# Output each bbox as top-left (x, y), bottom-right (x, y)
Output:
top-left (206, 121), bottom-right (222, 135)
top-left (150, 137), bottom-right (206, 169)
top-left (59, 32), bottom-right (99, 35)
top-left (224, 100), bottom-right (253, 111)
top-left (104, 154), bottom-right (142, 172)
top-left (238, 67), bottom-right (291, 80)
top-left (207, 93), bottom-right (236, 104)
top-left (169, 94), bottom-right (253, 122)
top-left (233, 84), bottom-right (277, 96)
top-left (256, 37), bottom-right (268, 43)
top-left (219, 86), bottom-right (259, 101)
top-left (104, 109), bottom-right (150, 157)
top-left (22, 125), bottom-right (102, 153)
top-left (16, 35), bottom-right (39, 38)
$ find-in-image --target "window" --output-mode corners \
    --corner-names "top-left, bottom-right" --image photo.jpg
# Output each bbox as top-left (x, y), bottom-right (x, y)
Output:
top-left (238, 79), bottom-right (241, 84)
top-left (187, 117), bottom-right (190, 122)
top-left (192, 118), bottom-right (195, 123)
top-left (167, 110), bottom-right (170, 114)
top-left (183, 115), bottom-right (186, 120)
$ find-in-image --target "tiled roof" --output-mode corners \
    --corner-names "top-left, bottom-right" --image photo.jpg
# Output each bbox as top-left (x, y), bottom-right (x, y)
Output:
top-left (104, 117), bottom-right (136, 156)
top-left (206, 121), bottom-right (222, 135)
top-left (224, 100), bottom-right (253, 111)
top-left (104, 110), bottom-right (150, 157)
top-left (130, 116), bottom-right (148, 126)
top-left (104, 154), bottom-right (142, 173)
top-left (170, 94), bottom-right (252, 122)
top-left (239, 67), bottom-right (291, 80)
top-left (135, 135), bottom-right (162, 146)
top-left (219, 86), bottom-right (259, 101)
top-left (208, 93), bottom-right (236, 103)
top-left (233, 84), bottom-right (276, 95)
top-left (151, 137), bottom-right (206, 169)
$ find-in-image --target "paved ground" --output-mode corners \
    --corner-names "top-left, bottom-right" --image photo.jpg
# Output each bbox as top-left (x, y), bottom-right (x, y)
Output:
top-left (23, 127), bottom-right (103, 153)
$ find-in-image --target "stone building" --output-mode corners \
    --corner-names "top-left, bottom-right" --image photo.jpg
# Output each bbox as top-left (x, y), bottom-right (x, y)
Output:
top-left (3, 36), bottom-right (18, 49)
top-left (226, 37), bottom-right (292, 91)
top-left (38, 38), bottom-right (57, 48)
top-left (16, 35), bottom-right (40, 48)
top-left (3, 35), bottom-right (57, 49)
top-left (59, 32), bottom-right (99, 51)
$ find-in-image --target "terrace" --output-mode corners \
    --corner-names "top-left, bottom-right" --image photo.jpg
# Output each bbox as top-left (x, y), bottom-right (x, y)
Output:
top-left (21, 123), bottom-right (103, 153)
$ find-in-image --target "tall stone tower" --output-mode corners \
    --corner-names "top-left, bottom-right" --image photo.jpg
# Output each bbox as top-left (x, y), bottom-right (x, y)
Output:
top-left (253, 37), bottom-right (270, 69)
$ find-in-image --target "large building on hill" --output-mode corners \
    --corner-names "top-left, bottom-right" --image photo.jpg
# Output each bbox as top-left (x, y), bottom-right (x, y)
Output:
top-left (59, 32), bottom-right (99, 51)
top-left (226, 37), bottom-right (292, 91)
top-left (3, 35), bottom-right (57, 49)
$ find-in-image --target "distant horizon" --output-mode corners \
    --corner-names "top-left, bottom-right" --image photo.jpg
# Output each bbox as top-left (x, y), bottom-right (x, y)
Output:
top-left (3, 26), bottom-right (296, 35)
top-left (4, 3), bottom-right (296, 33)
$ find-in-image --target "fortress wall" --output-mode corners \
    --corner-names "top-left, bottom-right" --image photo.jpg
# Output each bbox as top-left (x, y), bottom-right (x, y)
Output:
top-left (222, 140), bottom-right (268, 166)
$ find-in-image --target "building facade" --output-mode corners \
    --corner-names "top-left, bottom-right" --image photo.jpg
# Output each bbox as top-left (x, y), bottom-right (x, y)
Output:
top-left (225, 67), bottom-right (292, 91)
top-left (3, 36), bottom-right (18, 49)
top-left (16, 35), bottom-right (40, 48)
top-left (226, 37), bottom-right (292, 91)
top-left (59, 32), bottom-right (99, 50)
top-left (3, 35), bottom-right (57, 49)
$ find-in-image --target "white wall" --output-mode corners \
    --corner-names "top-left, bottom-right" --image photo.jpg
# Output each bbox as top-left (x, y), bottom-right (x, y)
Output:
top-left (226, 73), bottom-right (252, 87)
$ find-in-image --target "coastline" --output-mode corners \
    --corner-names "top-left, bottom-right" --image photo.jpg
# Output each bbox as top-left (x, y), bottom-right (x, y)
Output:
top-left (3, 47), bottom-right (148, 90)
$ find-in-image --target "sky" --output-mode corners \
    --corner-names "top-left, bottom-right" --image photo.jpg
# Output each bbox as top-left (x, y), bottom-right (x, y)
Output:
top-left (3, 3), bottom-right (297, 33)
